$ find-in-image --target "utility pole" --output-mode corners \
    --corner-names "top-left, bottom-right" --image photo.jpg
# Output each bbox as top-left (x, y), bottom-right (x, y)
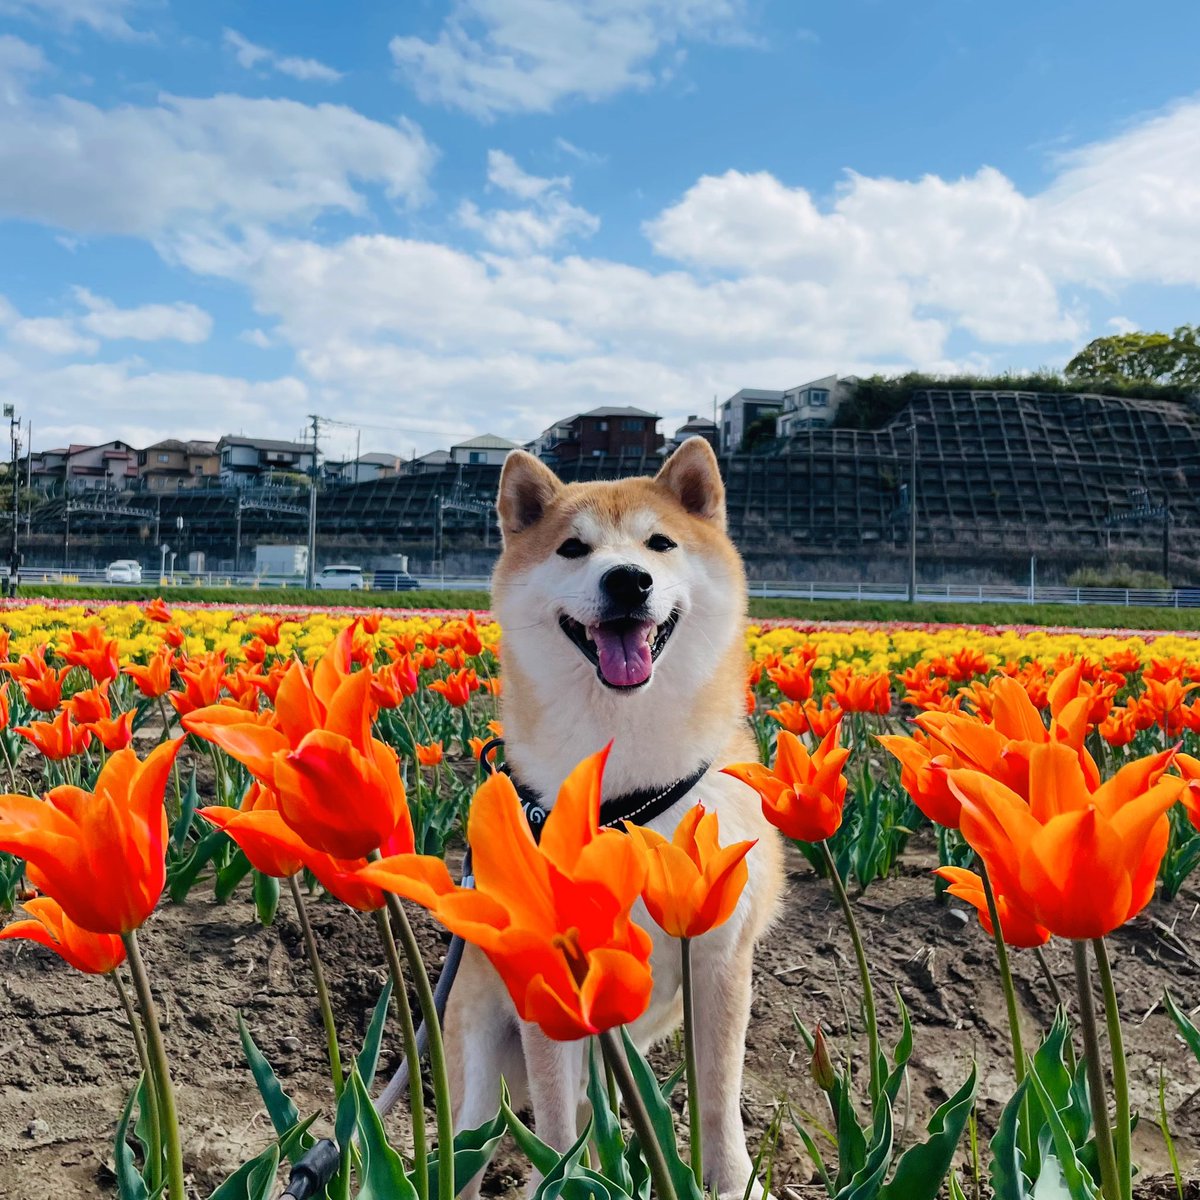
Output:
top-left (4, 404), bottom-right (18, 594)
top-left (1162, 494), bottom-right (1171, 583)
top-left (907, 422), bottom-right (918, 603)
top-left (305, 414), bottom-right (319, 588)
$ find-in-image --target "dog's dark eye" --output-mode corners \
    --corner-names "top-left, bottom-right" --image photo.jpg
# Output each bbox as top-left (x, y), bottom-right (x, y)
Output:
top-left (646, 533), bottom-right (677, 552)
top-left (557, 537), bottom-right (591, 559)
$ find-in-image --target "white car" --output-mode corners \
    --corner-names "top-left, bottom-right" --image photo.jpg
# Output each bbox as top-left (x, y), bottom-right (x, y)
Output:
top-left (105, 559), bottom-right (143, 584)
top-left (313, 564), bottom-right (365, 591)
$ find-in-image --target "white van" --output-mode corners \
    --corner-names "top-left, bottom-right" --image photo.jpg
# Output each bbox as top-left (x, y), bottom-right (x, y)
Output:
top-left (313, 564), bottom-right (365, 591)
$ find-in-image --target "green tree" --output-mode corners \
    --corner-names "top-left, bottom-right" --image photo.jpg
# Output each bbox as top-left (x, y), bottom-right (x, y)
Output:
top-left (1066, 324), bottom-right (1200, 388)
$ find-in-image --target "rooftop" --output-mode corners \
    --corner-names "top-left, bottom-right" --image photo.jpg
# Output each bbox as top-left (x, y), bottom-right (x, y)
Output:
top-left (218, 435), bottom-right (310, 453)
top-left (450, 434), bottom-right (522, 450)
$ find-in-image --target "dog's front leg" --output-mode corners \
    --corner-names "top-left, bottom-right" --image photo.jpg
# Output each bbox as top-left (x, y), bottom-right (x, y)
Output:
top-left (518, 1023), bottom-right (588, 1193)
top-left (692, 936), bottom-right (767, 1200)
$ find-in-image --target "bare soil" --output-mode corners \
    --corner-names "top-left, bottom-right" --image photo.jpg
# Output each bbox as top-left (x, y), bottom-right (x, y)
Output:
top-left (3, 836), bottom-right (1200, 1198)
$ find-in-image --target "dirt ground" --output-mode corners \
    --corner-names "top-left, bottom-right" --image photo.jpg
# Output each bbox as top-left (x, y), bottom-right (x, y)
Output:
top-left (3, 835), bottom-right (1200, 1198)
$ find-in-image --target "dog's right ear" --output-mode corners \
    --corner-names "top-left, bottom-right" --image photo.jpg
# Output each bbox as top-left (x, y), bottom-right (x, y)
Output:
top-left (497, 451), bottom-right (563, 537)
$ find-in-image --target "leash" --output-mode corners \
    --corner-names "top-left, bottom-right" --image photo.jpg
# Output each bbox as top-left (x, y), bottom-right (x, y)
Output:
top-left (280, 741), bottom-right (709, 1198)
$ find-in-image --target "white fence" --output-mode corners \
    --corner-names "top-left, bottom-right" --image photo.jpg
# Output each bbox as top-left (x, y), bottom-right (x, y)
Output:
top-left (11, 566), bottom-right (1200, 609)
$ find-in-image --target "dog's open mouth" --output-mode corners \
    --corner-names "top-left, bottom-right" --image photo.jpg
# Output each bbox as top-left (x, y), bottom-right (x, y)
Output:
top-left (559, 611), bottom-right (679, 689)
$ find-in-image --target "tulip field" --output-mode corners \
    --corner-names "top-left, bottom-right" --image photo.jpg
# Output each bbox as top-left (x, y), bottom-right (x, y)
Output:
top-left (3, 598), bottom-right (1200, 1199)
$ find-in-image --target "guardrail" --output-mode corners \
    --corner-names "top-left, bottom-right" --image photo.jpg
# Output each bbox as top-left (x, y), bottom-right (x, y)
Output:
top-left (9, 567), bottom-right (1200, 609)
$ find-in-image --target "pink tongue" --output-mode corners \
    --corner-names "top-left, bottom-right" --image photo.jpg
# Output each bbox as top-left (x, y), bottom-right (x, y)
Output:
top-left (590, 620), bottom-right (656, 687)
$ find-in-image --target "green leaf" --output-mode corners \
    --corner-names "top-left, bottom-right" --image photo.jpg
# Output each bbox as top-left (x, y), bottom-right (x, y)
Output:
top-left (878, 1064), bottom-right (977, 1200)
top-left (253, 871), bottom-right (280, 927)
top-left (114, 1077), bottom-right (151, 1200)
top-left (131, 1075), bottom-right (157, 1176)
top-left (618, 1027), bottom-right (704, 1200)
top-left (1164, 988), bottom-right (1200, 1065)
top-left (531, 1115), bottom-right (598, 1199)
top-left (215, 848), bottom-right (253, 903)
top-left (788, 1109), bottom-right (835, 1196)
top-left (426, 1104), bottom-right (507, 1200)
top-left (355, 981), bottom-right (392, 1093)
top-left (835, 1094), bottom-right (893, 1200)
top-left (500, 1083), bottom-right (561, 1177)
top-left (881, 991), bottom-right (914, 1108)
top-left (1024, 1066), bottom-right (1100, 1199)
top-left (586, 1041), bottom-right (634, 1194)
top-left (172, 769), bottom-right (200, 852)
top-left (347, 1066), bottom-right (419, 1200)
top-left (989, 1079), bottom-right (1032, 1200)
top-left (238, 1014), bottom-right (303, 1154)
top-left (166, 826), bottom-right (231, 902)
top-left (833, 1071), bottom-right (868, 1191)
top-left (207, 1142), bottom-right (280, 1200)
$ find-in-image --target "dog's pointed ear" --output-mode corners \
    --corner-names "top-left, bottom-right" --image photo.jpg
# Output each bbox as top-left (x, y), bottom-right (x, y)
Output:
top-left (655, 437), bottom-right (725, 526)
top-left (497, 450), bottom-right (564, 537)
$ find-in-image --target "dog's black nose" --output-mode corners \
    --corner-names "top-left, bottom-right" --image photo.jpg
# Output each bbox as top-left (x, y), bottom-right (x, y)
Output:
top-left (601, 565), bottom-right (653, 610)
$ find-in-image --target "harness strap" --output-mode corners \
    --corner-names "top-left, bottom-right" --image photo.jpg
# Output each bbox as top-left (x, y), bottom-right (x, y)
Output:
top-left (478, 737), bottom-right (711, 842)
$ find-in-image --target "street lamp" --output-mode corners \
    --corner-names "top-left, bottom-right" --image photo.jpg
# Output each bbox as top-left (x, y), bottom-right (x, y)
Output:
top-left (159, 542), bottom-right (170, 586)
top-left (3, 403), bottom-right (17, 596)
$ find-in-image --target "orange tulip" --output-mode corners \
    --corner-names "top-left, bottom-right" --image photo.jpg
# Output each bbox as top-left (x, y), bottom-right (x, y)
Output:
top-left (1105, 646), bottom-right (1142, 674)
top-left (142, 597), bottom-right (170, 622)
top-left (1176, 753), bottom-right (1200, 832)
top-left (66, 681), bottom-right (112, 725)
top-left (767, 660), bottom-right (814, 702)
top-left (766, 696), bottom-right (843, 738)
top-left (723, 725), bottom-right (850, 844)
top-left (371, 657), bottom-right (419, 709)
top-left (1, 647), bottom-right (69, 712)
top-left (428, 667), bottom-right (479, 707)
top-left (0, 627), bottom-right (9, 661)
top-left (0, 685), bottom-right (8, 730)
top-left (16, 710), bottom-right (93, 760)
top-left (828, 666), bottom-right (891, 715)
top-left (626, 804), bottom-right (754, 939)
top-left (162, 624), bottom-right (186, 649)
top-left (363, 747), bottom-right (652, 1042)
top-left (186, 641), bottom-right (407, 859)
top-left (168, 651), bottom-right (227, 716)
top-left (0, 739), bottom-right (182, 935)
top-left (243, 637), bottom-right (268, 666)
top-left (948, 743), bottom-right (1183, 940)
top-left (251, 616), bottom-right (285, 646)
top-left (123, 646), bottom-right (174, 699)
top-left (1140, 677), bottom-right (1199, 737)
top-left (460, 611), bottom-right (484, 657)
top-left (89, 710), bottom-right (136, 752)
top-left (878, 728), bottom-right (964, 829)
top-left (0, 896), bottom-right (127, 974)
top-left (934, 866), bottom-right (1050, 948)
top-left (415, 741), bottom-right (444, 767)
top-left (61, 624), bottom-right (120, 683)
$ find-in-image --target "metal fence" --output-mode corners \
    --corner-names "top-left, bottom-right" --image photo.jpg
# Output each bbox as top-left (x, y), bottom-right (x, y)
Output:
top-left (9, 566), bottom-right (1200, 609)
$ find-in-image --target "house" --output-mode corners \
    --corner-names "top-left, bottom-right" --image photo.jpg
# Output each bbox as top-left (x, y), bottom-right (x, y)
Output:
top-left (137, 439), bottom-right (219, 491)
top-left (216, 435), bottom-right (314, 486)
top-left (664, 414), bottom-right (719, 453)
top-left (29, 448), bottom-right (69, 494)
top-left (718, 389), bottom-right (785, 453)
top-left (65, 441), bottom-right (139, 492)
top-left (531, 407), bottom-right (663, 463)
top-left (397, 449), bottom-right (453, 476)
top-left (327, 452), bottom-right (403, 484)
top-left (449, 434), bottom-right (521, 466)
top-left (777, 375), bottom-right (857, 438)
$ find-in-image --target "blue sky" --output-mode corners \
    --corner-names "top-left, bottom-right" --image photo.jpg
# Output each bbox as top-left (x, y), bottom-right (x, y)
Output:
top-left (0, 0), bottom-right (1198, 462)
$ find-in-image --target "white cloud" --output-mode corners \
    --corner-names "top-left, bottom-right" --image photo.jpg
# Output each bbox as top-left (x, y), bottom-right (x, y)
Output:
top-left (458, 149), bottom-right (599, 254)
top-left (390, 0), bottom-right (749, 118)
top-left (0, 0), bottom-right (144, 40)
top-left (239, 327), bottom-right (274, 349)
top-left (0, 34), bottom-right (45, 102)
top-left (554, 136), bottom-right (605, 166)
top-left (223, 28), bottom-right (343, 84)
top-left (0, 82), bottom-right (434, 244)
top-left (1106, 316), bottom-right (1138, 335)
top-left (73, 288), bottom-right (213, 343)
top-left (8, 316), bottom-right (98, 356)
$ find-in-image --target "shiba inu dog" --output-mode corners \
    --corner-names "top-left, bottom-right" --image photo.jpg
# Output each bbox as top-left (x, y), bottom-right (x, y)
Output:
top-left (444, 437), bottom-right (783, 1199)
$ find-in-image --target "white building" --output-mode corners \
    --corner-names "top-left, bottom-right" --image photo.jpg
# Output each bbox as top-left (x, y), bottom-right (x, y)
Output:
top-left (777, 375), bottom-right (857, 438)
top-left (449, 434), bottom-right (521, 466)
top-left (718, 389), bottom-right (785, 453)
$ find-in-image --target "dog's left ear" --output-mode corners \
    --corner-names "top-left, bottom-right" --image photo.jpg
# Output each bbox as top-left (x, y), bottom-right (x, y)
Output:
top-left (655, 437), bottom-right (725, 527)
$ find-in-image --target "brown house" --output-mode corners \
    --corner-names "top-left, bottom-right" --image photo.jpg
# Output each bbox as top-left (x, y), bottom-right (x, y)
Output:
top-left (138, 440), bottom-right (220, 491)
top-left (533, 406), bottom-right (663, 463)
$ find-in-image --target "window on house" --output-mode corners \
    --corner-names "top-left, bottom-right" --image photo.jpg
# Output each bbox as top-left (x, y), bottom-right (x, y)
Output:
top-left (469, 451), bottom-right (485, 464)
top-left (621, 419), bottom-right (644, 431)
top-left (598, 421), bottom-right (608, 432)
top-left (809, 390), bottom-right (830, 407)
top-left (158, 453), bottom-right (170, 462)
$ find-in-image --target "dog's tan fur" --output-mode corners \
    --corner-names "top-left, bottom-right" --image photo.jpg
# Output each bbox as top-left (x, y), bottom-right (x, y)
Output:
top-left (444, 439), bottom-right (783, 1198)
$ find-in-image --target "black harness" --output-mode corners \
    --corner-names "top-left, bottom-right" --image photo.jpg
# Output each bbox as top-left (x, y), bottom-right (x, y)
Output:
top-left (477, 737), bottom-right (712, 841)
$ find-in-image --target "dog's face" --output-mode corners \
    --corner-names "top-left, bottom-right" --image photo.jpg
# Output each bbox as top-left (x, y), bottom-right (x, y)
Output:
top-left (492, 439), bottom-right (745, 697)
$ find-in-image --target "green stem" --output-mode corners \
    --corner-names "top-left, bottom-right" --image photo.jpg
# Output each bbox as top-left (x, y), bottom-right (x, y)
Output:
top-left (382, 890), bottom-right (455, 1200)
top-left (1073, 941), bottom-right (1120, 1200)
top-left (0, 734), bottom-right (18, 791)
top-left (599, 1029), bottom-right (679, 1200)
top-left (286, 875), bottom-right (344, 1096)
top-left (112, 970), bottom-right (163, 1192)
top-left (372, 907), bottom-right (429, 1200)
top-left (122, 929), bottom-right (187, 1199)
top-left (680, 938), bottom-right (703, 1189)
top-left (819, 839), bottom-right (881, 1100)
top-left (1092, 938), bottom-right (1132, 1200)
top-left (977, 863), bottom-right (1025, 1084)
